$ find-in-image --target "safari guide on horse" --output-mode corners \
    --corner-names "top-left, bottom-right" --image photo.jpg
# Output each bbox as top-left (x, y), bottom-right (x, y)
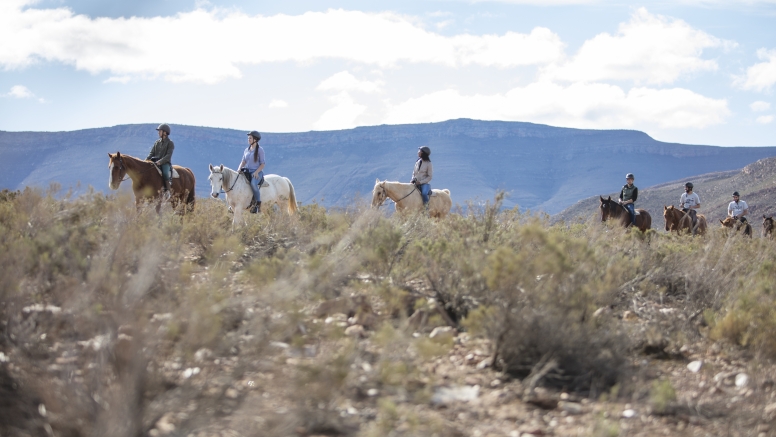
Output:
top-left (680, 182), bottom-right (700, 228)
top-left (411, 146), bottom-right (433, 210)
top-left (146, 123), bottom-right (175, 199)
top-left (618, 173), bottom-right (638, 227)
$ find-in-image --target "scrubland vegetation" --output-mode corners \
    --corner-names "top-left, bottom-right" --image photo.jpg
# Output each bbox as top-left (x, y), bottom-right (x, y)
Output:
top-left (2, 187), bottom-right (776, 436)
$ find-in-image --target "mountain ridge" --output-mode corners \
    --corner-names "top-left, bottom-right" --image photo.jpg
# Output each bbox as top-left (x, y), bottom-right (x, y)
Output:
top-left (1, 119), bottom-right (775, 214)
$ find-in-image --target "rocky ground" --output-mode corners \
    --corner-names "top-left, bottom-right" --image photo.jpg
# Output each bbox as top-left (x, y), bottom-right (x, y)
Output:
top-left (3, 240), bottom-right (776, 437)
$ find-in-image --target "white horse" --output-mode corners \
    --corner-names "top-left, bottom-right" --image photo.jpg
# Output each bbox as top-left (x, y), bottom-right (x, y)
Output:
top-left (208, 164), bottom-right (297, 227)
top-left (371, 179), bottom-right (452, 219)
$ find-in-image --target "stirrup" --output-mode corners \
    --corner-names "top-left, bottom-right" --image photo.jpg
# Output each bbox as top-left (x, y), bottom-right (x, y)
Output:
top-left (162, 190), bottom-right (171, 201)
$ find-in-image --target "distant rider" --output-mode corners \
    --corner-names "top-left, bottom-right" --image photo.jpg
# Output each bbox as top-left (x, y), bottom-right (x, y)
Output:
top-left (238, 131), bottom-right (265, 213)
top-left (146, 123), bottom-right (174, 199)
top-left (728, 191), bottom-right (749, 223)
top-left (618, 173), bottom-right (638, 227)
top-left (680, 182), bottom-right (700, 228)
top-left (411, 146), bottom-right (433, 209)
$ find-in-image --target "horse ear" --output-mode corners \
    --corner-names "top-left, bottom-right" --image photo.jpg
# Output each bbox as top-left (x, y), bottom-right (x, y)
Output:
top-left (599, 196), bottom-right (604, 202)
top-left (376, 178), bottom-right (380, 184)
top-left (607, 196), bottom-right (611, 201)
top-left (209, 164), bottom-right (214, 171)
top-left (764, 215), bottom-right (767, 219)
top-left (219, 164), bottom-right (224, 172)
top-left (108, 153), bottom-right (113, 158)
top-left (664, 205), bottom-right (667, 210)
top-left (116, 152), bottom-right (121, 158)
top-left (720, 219), bottom-right (724, 224)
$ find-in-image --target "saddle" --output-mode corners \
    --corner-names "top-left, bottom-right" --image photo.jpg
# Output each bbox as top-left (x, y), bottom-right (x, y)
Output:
top-left (152, 163), bottom-right (180, 179)
top-left (240, 168), bottom-right (269, 187)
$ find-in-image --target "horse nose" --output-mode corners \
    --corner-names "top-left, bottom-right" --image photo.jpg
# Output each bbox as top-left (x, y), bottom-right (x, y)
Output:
top-left (211, 193), bottom-right (219, 198)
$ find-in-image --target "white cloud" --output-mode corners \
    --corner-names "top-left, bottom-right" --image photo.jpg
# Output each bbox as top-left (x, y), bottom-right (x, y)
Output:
top-left (313, 92), bottom-right (367, 130)
top-left (269, 99), bottom-right (289, 108)
top-left (750, 101), bottom-right (771, 112)
top-left (383, 81), bottom-right (730, 130)
top-left (0, 2), bottom-right (565, 84)
top-left (756, 115), bottom-right (774, 124)
top-left (543, 8), bottom-right (730, 85)
top-left (735, 48), bottom-right (776, 92)
top-left (317, 71), bottom-right (384, 94)
top-left (3, 85), bottom-right (45, 102)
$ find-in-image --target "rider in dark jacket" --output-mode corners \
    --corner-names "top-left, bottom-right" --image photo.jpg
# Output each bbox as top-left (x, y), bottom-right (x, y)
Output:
top-left (618, 173), bottom-right (638, 226)
top-left (146, 123), bottom-right (174, 198)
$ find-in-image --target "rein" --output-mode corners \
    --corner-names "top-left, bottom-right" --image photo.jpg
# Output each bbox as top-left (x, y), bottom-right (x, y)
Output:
top-left (216, 170), bottom-right (244, 193)
top-left (378, 184), bottom-right (417, 207)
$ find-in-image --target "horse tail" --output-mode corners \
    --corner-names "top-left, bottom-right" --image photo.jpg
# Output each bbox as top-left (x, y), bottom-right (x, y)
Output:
top-left (286, 177), bottom-right (297, 214)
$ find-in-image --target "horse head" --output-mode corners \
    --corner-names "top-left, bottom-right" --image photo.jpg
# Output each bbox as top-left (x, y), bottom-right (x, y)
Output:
top-left (763, 215), bottom-right (774, 236)
top-left (599, 195), bottom-right (615, 222)
top-left (208, 164), bottom-right (225, 198)
top-left (108, 152), bottom-right (127, 190)
top-left (720, 217), bottom-right (736, 228)
top-left (663, 205), bottom-right (677, 231)
top-left (371, 179), bottom-right (387, 208)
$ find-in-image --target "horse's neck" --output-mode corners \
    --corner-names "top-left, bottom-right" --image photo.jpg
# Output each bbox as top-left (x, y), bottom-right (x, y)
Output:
top-left (385, 183), bottom-right (413, 202)
top-left (123, 155), bottom-right (149, 182)
top-left (221, 168), bottom-right (240, 190)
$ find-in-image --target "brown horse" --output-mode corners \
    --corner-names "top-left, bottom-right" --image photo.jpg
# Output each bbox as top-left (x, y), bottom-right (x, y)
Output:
top-left (663, 205), bottom-right (707, 235)
top-left (719, 217), bottom-right (752, 238)
top-left (599, 196), bottom-right (651, 232)
top-left (763, 215), bottom-right (774, 239)
top-left (108, 152), bottom-right (196, 212)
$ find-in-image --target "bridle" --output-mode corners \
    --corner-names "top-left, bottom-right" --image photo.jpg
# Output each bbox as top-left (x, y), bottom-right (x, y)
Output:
top-left (113, 155), bottom-right (130, 182)
top-left (212, 169), bottom-right (244, 194)
top-left (375, 183), bottom-right (417, 208)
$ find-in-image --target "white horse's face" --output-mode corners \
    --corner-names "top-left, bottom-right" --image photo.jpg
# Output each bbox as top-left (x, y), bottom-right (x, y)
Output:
top-left (108, 154), bottom-right (125, 190)
top-left (371, 182), bottom-right (387, 208)
top-left (208, 167), bottom-right (223, 198)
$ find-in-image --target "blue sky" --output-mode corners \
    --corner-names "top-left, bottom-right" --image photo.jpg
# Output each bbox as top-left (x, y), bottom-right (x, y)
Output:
top-left (1, 0), bottom-right (775, 146)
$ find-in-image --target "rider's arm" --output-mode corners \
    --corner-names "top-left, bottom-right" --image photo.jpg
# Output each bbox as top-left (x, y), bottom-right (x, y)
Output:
top-left (156, 140), bottom-right (174, 166)
top-left (237, 159), bottom-right (246, 170)
top-left (742, 207), bottom-right (749, 217)
top-left (728, 204), bottom-right (734, 217)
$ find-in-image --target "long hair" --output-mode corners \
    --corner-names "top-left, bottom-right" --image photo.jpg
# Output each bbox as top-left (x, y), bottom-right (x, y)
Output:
top-left (420, 151), bottom-right (430, 162)
top-left (253, 141), bottom-right (260, 163)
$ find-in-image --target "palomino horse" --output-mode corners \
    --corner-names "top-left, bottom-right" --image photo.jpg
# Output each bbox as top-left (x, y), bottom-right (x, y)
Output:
top-left (371, 179), bottom-right (452, 219)
top-left (764, 215), bottom-right (774, 239)
top-left (108, 152), bottom-right (195, 212)
top-left (663, 205), bottom-right (707, 235)
top-left (208, 164), bottom-right (297, 227)
top-left (599, 196), bottom-right (651, 232)
top-left (719, 217), bottom-right (752, 238)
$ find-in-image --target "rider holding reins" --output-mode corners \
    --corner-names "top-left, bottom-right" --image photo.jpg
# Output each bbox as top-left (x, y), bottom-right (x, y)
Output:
top-left (728, 191), bottom-right (749, 223)
top-left (146, 123), bottom-right (174, 199)
top-left (618, 173), bottom-right (638, 227)
top-left (238, 131), bottom-right (265, 214)
top-left (411, 146), bottom-right (433, 209)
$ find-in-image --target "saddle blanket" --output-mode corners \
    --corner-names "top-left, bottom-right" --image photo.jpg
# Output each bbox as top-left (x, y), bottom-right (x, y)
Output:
top-left (154, 165), bottom-right (180, 179)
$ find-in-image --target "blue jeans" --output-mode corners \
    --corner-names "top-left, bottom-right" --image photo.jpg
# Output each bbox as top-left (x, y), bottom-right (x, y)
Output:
top-left (624, 203), bottom-right (636, 225)
top-left (249, 170), bottom-right (263, 203)
top-left (160, 163), bottom-right (171, 187)
top-left (419, 184), bottom-right (430, 205)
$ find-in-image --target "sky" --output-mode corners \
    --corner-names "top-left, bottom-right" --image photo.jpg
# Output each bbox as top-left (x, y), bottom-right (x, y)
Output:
top-left (1, 0), bottom-right (775, 146)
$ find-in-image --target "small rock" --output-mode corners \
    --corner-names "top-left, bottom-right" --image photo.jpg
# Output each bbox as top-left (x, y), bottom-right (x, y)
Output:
top-left (367, 388), bottom-right (379, 397)
top-left (22, 304), bottom-right (62, 314)
top-left (225, 388), bottom-right (239, 399)
top-left (735, 373), bottom-right (749, 388)
top-left (764, 402), bottom-right (776, 415)
top-left (154, 412), bottom-right (176, 435)
top-left (431, 385), bottom-right (479, 406)
top-left (659, 308), bottom-right (677, 315)
top-left (344, 325), bottom-right (366, 338)
top-left (151, 313), bottom-right (173, 322)
top-left (592, 307), bottom-right (611, 318)
top-left (558, 401), bottom-right (583, 415)
top-left (0, 352), bottom-right (8, 363)
top-left (687, 360), bottom-right (703, 373)
top-left (182, 367), bottom-right (201, 379)
top-left (622, 311), bottom-right (638, 321)
top-left (194, 348), bottom-right (212, 362)
top-left (490, 379), bottom-right (502, 387)
top-left (38, 404), bottom-right (47, 417)
top-left (476, 358), bottom-right (491, 370)
top-left (622, 409), bottom-right (636, 418)
top-left (429, 326), bottom-right (456, 341)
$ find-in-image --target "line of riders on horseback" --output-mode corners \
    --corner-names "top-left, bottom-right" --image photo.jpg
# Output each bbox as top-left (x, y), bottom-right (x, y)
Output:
top-left (107, 124), bottom-right (452, 226)
top-left (601, 173), bottom-right (774, 238)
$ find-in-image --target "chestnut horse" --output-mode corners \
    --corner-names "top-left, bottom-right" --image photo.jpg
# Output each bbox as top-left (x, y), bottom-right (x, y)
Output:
top-left (719, 217), bottom-right (752, 238)
top-left (108, 152), bottom-right (196, 212)
top-left (663, 205), bottom-right (706, 235)
top-left (763, 215), bottom-right (774, 239)
top-left (599, 196), bottom-right (651, 232)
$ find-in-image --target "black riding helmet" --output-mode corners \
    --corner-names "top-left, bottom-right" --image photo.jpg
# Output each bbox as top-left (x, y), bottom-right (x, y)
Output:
top-left (418, 146), bottom-right (431, 155)
top-left (626, 173), bottom-right (635, 179)
top-left (685, 182), bottom-right (693, 189)
top-left (733, 191), bottom-right (740, 197)
top-left (248, 131), bottom-right (261, 141)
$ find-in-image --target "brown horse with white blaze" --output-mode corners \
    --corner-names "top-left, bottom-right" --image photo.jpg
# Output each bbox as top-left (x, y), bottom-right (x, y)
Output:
top-left (599, 196), bottom-right (651, 232)
top-left (663, 205), bottom-right (706, 235)
top-left (719, 217), bottom-right (752, 238)
top-left (108, 152), bottom-right (196, 212)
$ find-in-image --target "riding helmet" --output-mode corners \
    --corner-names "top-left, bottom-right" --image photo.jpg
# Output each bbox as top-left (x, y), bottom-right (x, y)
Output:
top-left (733, 191), bottom-right (740, 197)
top-left (626, 173), bottom-right (635, 179)
top-left (156, 123), bottom-right (171, 135)
top-left (685, 182), bottom-right (693, 189)
top-left (247, 131), bottom-right (261, 141)
top-left (418, 146), bottom-right (431, 155)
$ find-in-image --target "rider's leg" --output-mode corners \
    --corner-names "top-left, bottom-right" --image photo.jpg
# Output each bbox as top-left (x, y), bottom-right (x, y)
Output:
top-left (249, 176), bottom-right (261, 213)
top-left (625, 203), bottom-right (636, 226)
top-left (160, 163), bottom-right (172, 197)
top-left (420, 184), bottom-right (430, 209)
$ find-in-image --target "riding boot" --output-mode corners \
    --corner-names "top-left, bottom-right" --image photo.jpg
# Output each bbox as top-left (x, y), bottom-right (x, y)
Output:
top-left (162, 180), bottom-right (171, 200)
top-left (256, 201), bottom-right (261, 213)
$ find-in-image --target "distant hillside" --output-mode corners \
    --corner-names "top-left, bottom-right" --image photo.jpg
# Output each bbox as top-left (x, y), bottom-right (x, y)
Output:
top-left (1, 119), bottom-right (775, 213)
top-left (554, 156), bottom-right (776, 233)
